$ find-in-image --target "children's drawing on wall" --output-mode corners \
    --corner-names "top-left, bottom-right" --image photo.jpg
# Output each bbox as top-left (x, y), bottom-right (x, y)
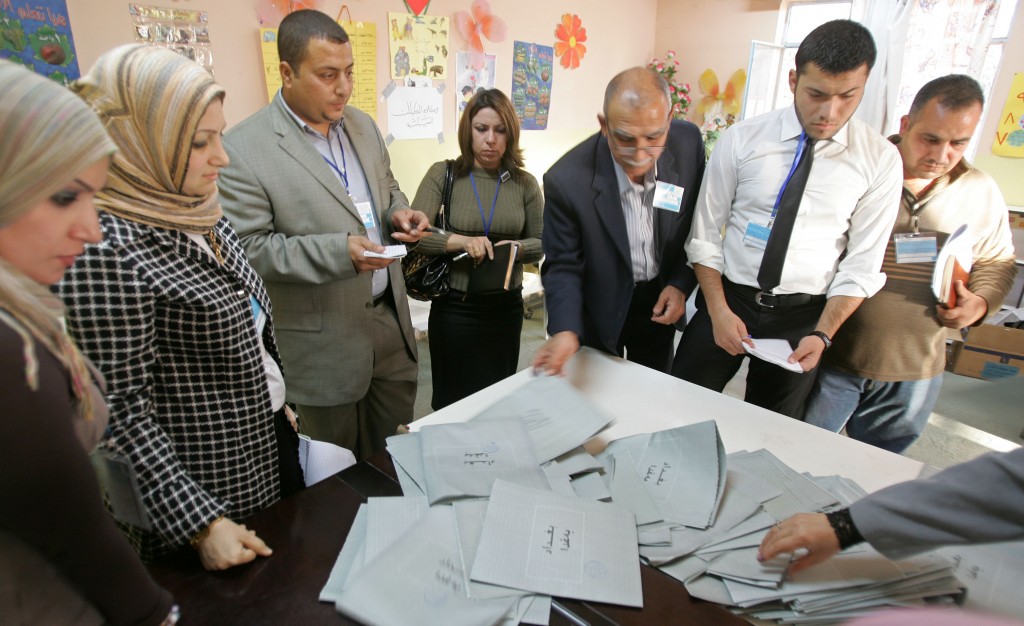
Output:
top-left (511, 40), bottom-right (553, 131)
top-left (992, 72), bottom-right (1024, 157)
top-left (553, 13), bottom-right (586, 70)
top-left (455, 50), bottom-right (495, 124)
top-left (0, 0), bottom-right (80, 85)
top-left (388, 12), bottom-right (448, 80)
top-left (453, 0), bottom-right (506, 71)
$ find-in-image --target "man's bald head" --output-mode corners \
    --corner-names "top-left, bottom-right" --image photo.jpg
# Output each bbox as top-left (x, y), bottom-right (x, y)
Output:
top-left (603, 67), bottom-right (671, 118)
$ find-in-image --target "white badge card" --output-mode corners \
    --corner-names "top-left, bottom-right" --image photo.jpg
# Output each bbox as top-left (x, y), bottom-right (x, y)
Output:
top-left (355, 201), bottom-right (376, 230)
top-left (743, 217), bottom-right (771, 250)
top-left (893, 232), bottom-right (938, 263)
top-left (653, 181), bottom-right (684, 212)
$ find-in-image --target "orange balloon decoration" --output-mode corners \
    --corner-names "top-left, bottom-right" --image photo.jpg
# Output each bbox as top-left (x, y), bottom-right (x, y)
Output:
top-left (453, 0), bottom-right (507, 69)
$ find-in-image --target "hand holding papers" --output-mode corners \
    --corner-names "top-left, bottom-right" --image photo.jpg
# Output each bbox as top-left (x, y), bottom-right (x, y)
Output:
top-left (363, 244), bottom-right (408, 258)
top-left (743, 338), bottom-right (803, 373)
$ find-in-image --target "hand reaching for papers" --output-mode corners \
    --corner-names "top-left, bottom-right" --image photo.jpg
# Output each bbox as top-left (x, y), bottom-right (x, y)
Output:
top-left (531, 330), bottom-right (580, 376)
top-left (196, 517), bottom-right (273, 571)
top-left (935, 280), bottom-right (988, 329)
top-left (757, 513), bottom-right (840, 575)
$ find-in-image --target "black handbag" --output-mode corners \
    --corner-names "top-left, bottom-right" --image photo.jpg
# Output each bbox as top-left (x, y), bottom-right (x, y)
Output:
top-left (402, 160), bottom-right (455, 301)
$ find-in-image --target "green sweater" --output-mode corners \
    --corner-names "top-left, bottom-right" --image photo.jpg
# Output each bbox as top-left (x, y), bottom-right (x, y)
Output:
top-left (410, 161), bottom-right (543, 292)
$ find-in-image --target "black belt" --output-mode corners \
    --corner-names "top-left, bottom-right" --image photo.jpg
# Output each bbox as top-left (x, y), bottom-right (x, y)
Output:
top-left (723, 278), bottom-right (826, 309)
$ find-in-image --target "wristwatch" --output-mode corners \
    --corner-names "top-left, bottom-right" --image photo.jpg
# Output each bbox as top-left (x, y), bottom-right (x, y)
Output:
top-left (810, 330), bottom-right (832, 350)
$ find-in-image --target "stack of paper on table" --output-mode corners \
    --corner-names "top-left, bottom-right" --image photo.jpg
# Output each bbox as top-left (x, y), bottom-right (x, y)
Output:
top-left (323, 379), bottom-right (972, 625)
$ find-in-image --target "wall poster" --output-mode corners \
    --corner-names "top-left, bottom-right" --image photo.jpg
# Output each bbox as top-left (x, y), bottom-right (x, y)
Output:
top-left (454, 50), bottom-right (495, 125)
top-left (129, 4), bottom-right (213, 73)
top-left (0, 0), bottom-right (80, 85)
top-left (511, 40), bottom-right (552, 131)
top-left (992, 72), bottom-right (1024, 158)
top-left (387, 12), bottom-right (448, 80)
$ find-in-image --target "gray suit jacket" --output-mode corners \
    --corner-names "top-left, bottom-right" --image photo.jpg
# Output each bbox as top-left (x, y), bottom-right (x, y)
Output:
top-left (219, 97), bottom-right (417, 406)
top-left (851, 447), bottom-right (1024, 559)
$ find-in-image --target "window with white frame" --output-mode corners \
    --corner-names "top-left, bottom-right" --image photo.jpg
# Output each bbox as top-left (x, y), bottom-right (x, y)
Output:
top-left (743, 0), bottom-right (1019, 159)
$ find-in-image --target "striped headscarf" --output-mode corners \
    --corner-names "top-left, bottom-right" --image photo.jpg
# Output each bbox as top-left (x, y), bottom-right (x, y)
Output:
top-left (0, 59), bottom-right (116, 421)
top-left (72, 44), bottom-right (226, 233)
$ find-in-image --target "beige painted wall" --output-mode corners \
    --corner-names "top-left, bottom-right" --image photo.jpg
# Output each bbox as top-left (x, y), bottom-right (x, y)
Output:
top-left (65, 0), bottom-right (657, 195)
top-left (62, 0), bottom-right (1021, 203)
top-left (653, 0), bottom-right (780, 124)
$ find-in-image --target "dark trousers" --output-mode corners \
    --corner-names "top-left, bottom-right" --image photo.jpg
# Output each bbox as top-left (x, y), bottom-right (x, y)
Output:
top-left (428, 287), bottom-right (524, 410)
top-left (671, 285), bottom-right (824, 418)
top-left (614, 280), bottom-right (676, 373)
top-left (273, 406), bottom-right (305, 498)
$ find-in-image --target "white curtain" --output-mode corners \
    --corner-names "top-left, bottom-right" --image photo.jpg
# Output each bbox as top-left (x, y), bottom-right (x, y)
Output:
top-left (857, 0), bottom-right (1000, 135)
top-left (856, 0), bottom-right (913, 133)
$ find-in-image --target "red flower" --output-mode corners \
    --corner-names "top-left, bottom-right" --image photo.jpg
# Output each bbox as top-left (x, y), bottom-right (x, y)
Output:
top-left (554, 14), bottom-right (586, 70)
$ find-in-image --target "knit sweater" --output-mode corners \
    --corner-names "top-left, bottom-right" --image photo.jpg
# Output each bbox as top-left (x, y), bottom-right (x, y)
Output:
top-left (410, 161), bottom-right (543, 292)
top-left (825, 154), bottom-right (1017, 382)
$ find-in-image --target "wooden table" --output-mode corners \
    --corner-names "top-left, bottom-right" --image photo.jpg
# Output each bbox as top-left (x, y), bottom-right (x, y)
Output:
top-left (148, 452), bottom-right (746, 625)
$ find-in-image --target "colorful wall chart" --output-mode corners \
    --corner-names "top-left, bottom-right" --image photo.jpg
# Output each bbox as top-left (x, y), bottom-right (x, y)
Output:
top-left (259, 21), bottom-right (377, 119)
top-left (129, 4), bottom-right (213, 73)
top-left (991, 72), bottom-right (1024, 158)
top-left (0, 0), bottom-right (80, 85)
top-left (454, 50), bottom-right (495, 125)
top-left (387, 12), bottom-right (448, 80)
top-left (511, 40), bottom-right (553, 131)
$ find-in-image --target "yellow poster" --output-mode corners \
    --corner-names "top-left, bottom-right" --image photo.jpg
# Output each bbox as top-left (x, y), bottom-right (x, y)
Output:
top-left (992, 72), bottom-right (1024, 158)
top-left (258, 24), bottom-right (376, 120)
top-left (340, 20), bottom-right (377, 120)
top-left (259, 28), bottom-right (280, 103)
top-left (387, 12), bottom-right (449, 80)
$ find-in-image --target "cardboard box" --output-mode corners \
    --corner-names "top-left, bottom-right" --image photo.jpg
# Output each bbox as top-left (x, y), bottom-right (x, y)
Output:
top-left (953, 324), bottom-right (1024, 380)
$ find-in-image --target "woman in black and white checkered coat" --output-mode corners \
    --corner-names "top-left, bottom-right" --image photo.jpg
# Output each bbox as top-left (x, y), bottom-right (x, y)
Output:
top-left (57, 45), bottom-right (304, 570)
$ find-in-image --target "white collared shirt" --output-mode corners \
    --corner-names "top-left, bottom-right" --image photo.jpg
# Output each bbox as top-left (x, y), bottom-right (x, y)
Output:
top-left (686, 106), bottom-right (902, 297)
top-left (611, 153), bottom-right (659, 283)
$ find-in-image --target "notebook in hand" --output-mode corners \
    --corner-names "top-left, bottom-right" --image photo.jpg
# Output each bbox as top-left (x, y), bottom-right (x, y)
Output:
top-left (466, 242), bottom-right (519, 292)
top-left (932, 224), bottom-right (972, 309)
top-left (937, 255), bottom-right (970, 309)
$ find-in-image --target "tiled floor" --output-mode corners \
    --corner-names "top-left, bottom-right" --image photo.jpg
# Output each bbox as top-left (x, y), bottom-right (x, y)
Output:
top-left (412, 300), bottom-right (1021, 470)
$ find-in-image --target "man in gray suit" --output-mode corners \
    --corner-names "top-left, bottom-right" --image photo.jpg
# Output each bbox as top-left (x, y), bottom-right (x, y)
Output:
top-left (219, 10), bottom-right (429, 460)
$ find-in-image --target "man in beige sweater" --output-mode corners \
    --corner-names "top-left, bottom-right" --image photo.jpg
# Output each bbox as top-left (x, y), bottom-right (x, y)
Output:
top-left (803, 74), bottom-right (1017, 452)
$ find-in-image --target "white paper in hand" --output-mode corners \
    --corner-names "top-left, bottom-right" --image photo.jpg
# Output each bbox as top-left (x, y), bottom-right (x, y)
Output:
top-left (363, 244), bottom-right (408, 258)
top-left (743, 339), bottom-right (803, 373)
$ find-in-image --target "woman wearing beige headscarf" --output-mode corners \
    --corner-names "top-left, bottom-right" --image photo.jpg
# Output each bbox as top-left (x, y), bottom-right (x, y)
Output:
top-left (57, 45), bottom-right (303, 571)
top-left (0, 60), bottom-right (176, 625)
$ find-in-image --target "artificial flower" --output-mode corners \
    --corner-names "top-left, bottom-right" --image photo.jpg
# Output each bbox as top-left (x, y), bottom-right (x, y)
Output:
top-left (554, 14), bottom-right (586, 70)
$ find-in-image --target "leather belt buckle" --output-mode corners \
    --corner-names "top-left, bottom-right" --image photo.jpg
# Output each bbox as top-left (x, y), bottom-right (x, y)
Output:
top-left (754, 291), bottom-right (775, 309)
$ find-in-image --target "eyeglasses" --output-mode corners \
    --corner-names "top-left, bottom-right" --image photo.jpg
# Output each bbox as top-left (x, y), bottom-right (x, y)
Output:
top-left (607, 131), bottom-right (667, 157)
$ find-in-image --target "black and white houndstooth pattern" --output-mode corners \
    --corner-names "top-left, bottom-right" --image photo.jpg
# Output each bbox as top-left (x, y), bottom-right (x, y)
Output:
top-left (56, 212), bottom-right (281, 560)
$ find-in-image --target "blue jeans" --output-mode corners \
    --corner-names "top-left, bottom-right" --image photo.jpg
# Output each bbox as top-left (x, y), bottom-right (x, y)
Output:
top-left (803, 367), bottom-right (944, 453)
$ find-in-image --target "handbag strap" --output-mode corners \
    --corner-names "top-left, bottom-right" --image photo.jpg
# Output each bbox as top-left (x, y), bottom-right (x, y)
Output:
top-left (438, 159), bottom-right (455, 230)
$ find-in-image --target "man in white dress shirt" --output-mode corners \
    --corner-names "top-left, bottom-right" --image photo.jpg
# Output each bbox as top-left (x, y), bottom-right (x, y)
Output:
top-left (671, 20), bottom-right (903, 418)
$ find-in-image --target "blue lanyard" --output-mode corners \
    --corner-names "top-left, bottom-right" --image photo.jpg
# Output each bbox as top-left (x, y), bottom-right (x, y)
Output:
top-left (470, 173), bottom-right (501, 237)
top-left (769, 131), bottom-right (810, 226)
top-left (322, 132), bottom-right (349, 188)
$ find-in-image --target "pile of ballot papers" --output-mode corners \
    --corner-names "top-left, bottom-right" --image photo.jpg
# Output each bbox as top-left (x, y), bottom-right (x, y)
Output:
top-left (319, 375), bottom-right (968, 626)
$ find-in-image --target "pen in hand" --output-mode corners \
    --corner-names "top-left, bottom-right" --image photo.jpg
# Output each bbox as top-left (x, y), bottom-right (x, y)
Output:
top-left (452, 252), bottom-right (469, 261)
